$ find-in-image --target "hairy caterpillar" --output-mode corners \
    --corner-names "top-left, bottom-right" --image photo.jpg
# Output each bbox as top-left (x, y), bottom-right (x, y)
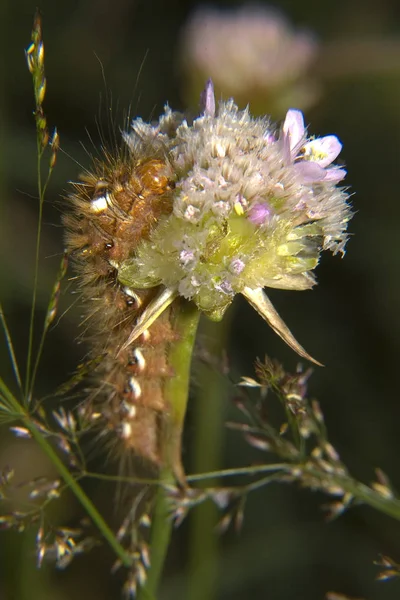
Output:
top-left (64, 149), bottom-right (178, 466)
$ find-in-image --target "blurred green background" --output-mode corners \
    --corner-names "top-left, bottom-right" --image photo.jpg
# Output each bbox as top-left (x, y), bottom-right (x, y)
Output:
top-left (1, 0), bottom-right (400, 598)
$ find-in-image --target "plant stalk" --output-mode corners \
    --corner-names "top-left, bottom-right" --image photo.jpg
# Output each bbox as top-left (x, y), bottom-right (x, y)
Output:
top-left (138, 300), bottom-right (200, 598)
top-left (188, 316), bottom-right (229, 600)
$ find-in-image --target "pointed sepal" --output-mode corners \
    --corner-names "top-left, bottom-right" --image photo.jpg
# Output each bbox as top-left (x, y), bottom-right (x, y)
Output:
top-left (242, 286), bottom-right (323, 366)
top-left (118, 287), bottom-right (178, 355)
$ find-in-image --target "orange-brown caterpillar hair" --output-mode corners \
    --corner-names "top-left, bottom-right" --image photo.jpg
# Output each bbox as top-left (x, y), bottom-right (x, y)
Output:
top-left (63, 146), bottom-right (178, 465)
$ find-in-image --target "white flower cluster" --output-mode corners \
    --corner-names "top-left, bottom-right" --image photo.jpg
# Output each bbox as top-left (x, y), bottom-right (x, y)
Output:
top-left (118, 80), bottom-right (351, 361)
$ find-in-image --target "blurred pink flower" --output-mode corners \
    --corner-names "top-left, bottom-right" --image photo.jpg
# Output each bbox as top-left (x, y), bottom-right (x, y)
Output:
top-left (180, 4), bottom-right (319, 116)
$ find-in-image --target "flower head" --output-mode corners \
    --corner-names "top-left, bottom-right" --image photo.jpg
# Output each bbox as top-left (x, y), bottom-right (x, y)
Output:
top-left (117, 81), bottom-right (351, 363)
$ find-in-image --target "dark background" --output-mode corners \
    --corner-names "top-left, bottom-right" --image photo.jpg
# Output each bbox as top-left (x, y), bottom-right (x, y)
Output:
top-left (1, 0), bottom-right (400, 598)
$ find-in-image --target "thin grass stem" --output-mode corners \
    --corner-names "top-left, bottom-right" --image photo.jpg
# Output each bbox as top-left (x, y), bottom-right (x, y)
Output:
top-left (303, 466), bottom-right (400, 522)
top-left (0, 302), bottom-right (23, 395)
top-left (186, 463), bottom-right (290, 482)
top-left (29, 253), bottom-right (67, 398)
top-left (24, 150), bottom-right (44, 401)
top-left (84, 471), bottom-right (160, 486)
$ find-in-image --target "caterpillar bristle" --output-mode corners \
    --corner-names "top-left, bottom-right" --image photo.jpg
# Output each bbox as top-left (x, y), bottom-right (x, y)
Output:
top-left (64, 140), bottom-right (178, 467)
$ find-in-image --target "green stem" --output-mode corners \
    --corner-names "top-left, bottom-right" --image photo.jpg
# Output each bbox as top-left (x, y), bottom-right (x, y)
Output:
top-left (85, 471), bottom-right (159, 486)
top-left (188, 317), bottom-right (228, 600)
top-left (191, 461), bottom-right (400, 523)
top-left (25, 148), bottom-right (44, 401)
top-left (138, 300), bottom-right (200, 599)
top-left (304, 466), bottom-right (400, 522)
top-left (186, 463), bottom-right (290, 482)
top-left (0, 303), bottom-right (23, 395)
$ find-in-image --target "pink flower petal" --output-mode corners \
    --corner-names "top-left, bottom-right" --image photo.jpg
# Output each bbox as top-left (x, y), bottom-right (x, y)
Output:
top-left (230, 258), bottom-right (245, 275)
top-left (303, 135), bottom-right (342, 167)
top-left (200, 78), bottom-right (216, 117)
top-left (324, 167), bottom-right (347, 183)
top-left (294, 161), bottom-right (326, 183)
top-left (282, 109), bottom-right (305, 153)
top-left (248, 202), bottom-right (272, 225)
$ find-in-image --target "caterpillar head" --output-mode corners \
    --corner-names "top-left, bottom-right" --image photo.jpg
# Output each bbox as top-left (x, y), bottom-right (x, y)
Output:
top-left (117, 80), bottom-right (351, 365)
